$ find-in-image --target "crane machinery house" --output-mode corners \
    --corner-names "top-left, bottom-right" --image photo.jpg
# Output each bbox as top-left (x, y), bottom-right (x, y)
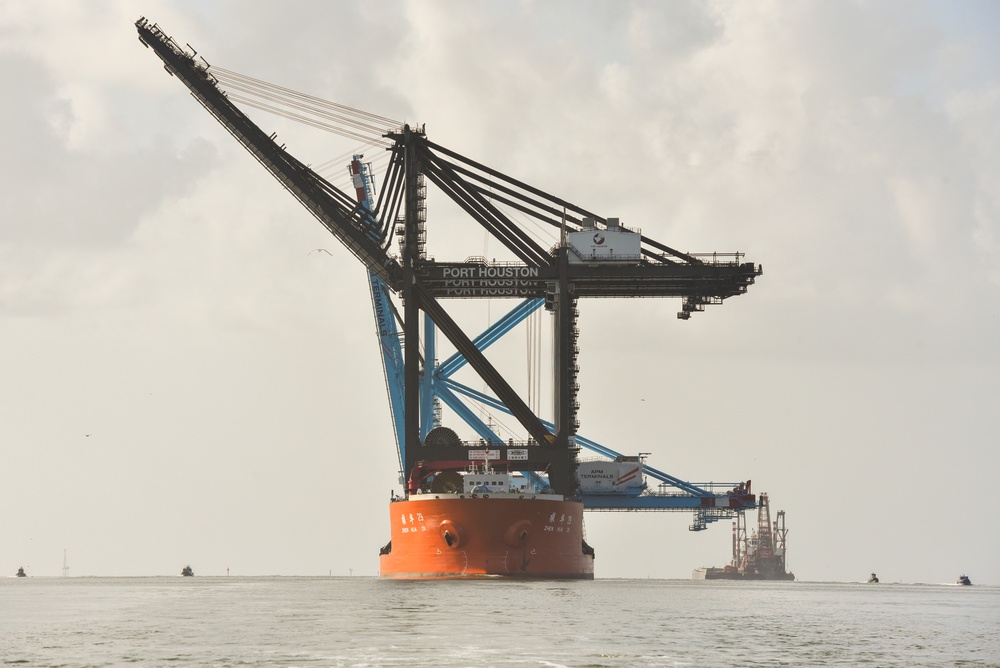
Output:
top-left (566, 217), bottom-right (641, 264)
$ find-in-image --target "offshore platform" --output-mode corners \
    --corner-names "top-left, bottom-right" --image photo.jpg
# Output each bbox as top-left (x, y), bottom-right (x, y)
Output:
top-left (137, 18), bottom-right (764, 578)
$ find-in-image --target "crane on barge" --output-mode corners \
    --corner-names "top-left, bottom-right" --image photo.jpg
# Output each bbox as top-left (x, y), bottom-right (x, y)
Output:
top-left (135, 18), bottom-right (763, 539)
top-left (693, 492), bottom-right (794, 580)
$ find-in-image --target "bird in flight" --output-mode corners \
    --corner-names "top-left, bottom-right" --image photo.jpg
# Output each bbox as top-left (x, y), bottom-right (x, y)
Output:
top-left (309, 248), bottom-right (332, 255)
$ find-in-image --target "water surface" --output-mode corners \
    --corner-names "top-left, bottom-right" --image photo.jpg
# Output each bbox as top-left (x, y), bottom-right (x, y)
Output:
top-left (2, 577), bottom-right (997, 666)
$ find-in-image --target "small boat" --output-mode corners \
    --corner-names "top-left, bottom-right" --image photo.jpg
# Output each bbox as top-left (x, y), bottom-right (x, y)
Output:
top-left (868, 572), bottom-right (879, 583)
top-left (15, 567), bottom-right (26, 578)
top-left (181, 565), bottom-right (194, 577)
top-left (957, 574), bottom-right (972, 586)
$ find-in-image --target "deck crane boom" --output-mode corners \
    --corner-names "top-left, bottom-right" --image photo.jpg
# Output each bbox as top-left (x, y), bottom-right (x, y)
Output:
top-left (136, 17), bottom-right (764, 531)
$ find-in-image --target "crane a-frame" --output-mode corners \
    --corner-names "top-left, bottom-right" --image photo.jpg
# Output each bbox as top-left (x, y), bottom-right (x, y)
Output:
top-left (136, 17), bottom-right (763, 531)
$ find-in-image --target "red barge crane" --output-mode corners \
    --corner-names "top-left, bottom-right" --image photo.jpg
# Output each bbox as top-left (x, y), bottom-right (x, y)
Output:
top-left (136, 17), bottom-right (763, 578)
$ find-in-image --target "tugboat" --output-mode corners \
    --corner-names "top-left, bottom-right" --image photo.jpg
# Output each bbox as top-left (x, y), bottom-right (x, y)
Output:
top-left (868, 572), bottom-right (879, 583)
top-left (957, 574), bottom-right (972, 586)
top-left (181, 565), bottom-right (194, 577)
top-left (15, 567), bottom-right (26, 578)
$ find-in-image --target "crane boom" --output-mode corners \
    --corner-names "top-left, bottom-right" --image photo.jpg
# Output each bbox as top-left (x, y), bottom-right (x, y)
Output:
top-left (135, 18), bottom-right (402, 289)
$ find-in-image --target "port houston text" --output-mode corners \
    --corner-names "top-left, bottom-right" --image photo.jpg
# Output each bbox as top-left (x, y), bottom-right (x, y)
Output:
top-left (440, 266), bottom-right (541, 279)
top-left (434, 265), bottom-right (543, 297)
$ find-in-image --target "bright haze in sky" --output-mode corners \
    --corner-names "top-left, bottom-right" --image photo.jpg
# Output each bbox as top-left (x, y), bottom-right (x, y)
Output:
top-left (2, 1), bottom-right (998, 583)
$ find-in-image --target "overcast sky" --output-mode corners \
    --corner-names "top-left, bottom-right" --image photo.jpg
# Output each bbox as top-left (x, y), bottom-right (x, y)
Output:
top-left (2, 1), bottom-right (998, 583)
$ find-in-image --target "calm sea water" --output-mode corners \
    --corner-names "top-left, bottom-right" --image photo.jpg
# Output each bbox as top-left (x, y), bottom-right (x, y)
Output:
top-left (2, 577), bottom-right (997, 667)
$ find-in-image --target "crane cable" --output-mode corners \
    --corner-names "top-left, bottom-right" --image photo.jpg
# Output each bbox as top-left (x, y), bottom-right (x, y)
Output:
top-left (210, 66), bottom-right (402, 203)
top-left (212, 67), bottom-right (399, 132)
top-left (211, 67), bottom-right (396, 170)
top-left (210, 67), bottom-right (559, 258)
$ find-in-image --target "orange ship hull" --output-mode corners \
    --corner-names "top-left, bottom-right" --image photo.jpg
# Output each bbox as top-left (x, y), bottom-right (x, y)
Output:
top-left (379, 494), bottom-right (595, 579)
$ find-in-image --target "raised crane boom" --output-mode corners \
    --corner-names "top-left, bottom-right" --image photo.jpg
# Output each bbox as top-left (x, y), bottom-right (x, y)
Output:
top-left (135, 18), bottom-right (402, 289)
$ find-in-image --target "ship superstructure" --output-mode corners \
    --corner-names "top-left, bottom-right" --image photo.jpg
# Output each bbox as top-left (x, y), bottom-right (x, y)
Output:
top-left (136, 17), bottom-right (763, 579)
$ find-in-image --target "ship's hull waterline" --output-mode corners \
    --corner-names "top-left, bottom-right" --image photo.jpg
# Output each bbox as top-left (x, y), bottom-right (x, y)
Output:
top-left (380, 495), bottom-right (594, 580)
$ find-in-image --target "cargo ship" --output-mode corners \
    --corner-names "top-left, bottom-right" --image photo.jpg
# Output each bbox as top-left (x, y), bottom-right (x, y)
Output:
top-left (693, 492), bottom-right (794, 581)
top-left (378, 451), bottom-right (660, 578)
top-left (380, 464), bottom-right (593, 579)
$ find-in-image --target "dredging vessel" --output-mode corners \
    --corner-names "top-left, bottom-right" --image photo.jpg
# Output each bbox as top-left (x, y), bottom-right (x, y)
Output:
top-left (693, 492), bottom-right (795, 581)
top-left (136, 17), bottom-right (762, 580)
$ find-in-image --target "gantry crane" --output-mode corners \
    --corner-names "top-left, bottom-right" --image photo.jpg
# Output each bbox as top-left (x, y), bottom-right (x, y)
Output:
top-left (136, 17), bottom-right (763, 530)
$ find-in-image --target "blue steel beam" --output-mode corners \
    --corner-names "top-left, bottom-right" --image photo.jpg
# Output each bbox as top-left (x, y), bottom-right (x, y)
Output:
top-left (420, 313), bottom-right (436, 440)
top-left (439, 378), bottom-right (724, 499)
top-left (435, 298), bottom-right (543, 378)
top-left (433, 381), bottom-right (504, 445)
top-left (580, 495), bottom-right (745, 511)
top-left (369, 272), bottom-right (406, 466)
top-left (572, 432), bottom-right (712, 497)
top-left (355, 156), bottom-right (406, 468)
top-left (434, 378), bottom-right (546, 490)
